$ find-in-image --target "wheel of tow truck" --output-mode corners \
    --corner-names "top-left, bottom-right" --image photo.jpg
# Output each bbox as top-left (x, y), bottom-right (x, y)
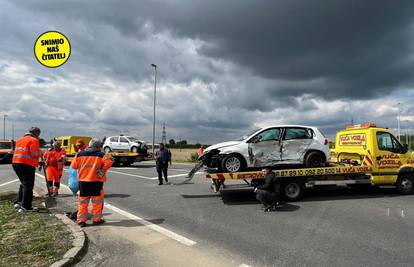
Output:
top-left (221, 154), bottom-right (245, 172)
top-left (396, 174), bottom-right (414, 195)
top-left (104, 147), bottom-right (112, 153)
top-left (131, 146), bottom-right (138, 153)
top-left (282, 180), bottom-right (305, 201)
top-left (304, 151), bottom-right (325, 168)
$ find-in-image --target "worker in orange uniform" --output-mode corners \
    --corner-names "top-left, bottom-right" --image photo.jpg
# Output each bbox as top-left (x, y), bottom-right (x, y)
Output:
top-left (70, 138), bottom-right (113, 227)
top-left (12, 127), bottom-right (42, 212)
top-left (43, 141), bottom-right (66, 196)
top-left (197, 145), bottom-right (204, 158)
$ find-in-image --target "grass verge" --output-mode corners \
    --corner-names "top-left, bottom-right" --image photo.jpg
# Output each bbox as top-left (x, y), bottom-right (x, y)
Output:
top-left (0, 192), bottom-right (73, 267)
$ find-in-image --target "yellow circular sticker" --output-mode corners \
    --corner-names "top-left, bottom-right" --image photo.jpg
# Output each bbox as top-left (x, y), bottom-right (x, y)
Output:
top-left (34, 31), bottom-right (71, 68)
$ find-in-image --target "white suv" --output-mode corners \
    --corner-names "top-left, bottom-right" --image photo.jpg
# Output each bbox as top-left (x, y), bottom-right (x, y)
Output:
top-left (203, 125), bottom-right (329, 172)
top-left (103, 136), bottom-right (148, 155)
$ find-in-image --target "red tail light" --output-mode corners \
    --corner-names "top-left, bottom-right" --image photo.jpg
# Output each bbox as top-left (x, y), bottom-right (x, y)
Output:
top-left (324, 138), bottom-right (329, 145)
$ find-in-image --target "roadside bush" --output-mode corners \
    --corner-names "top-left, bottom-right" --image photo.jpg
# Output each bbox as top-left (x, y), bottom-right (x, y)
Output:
top-left (189, 152), bottom-right (199, 162)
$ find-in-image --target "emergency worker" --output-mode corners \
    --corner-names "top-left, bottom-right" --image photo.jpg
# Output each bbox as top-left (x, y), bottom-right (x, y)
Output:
top-left (197, 145), bottom-right (204, 158)
top-left (12, 127), bottom-right (42, 212)
top-left (70, 138), bottom-right (113, 227)
top-left (254, 168), bottom-right (281, 212)
top-left (43, 141), bottom-right (66, 196)
top-left (155, 143), bottom-right (171, 185)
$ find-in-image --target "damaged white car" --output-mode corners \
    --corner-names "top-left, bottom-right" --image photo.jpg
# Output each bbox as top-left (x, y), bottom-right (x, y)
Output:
top-left (201, 125), bottom-right (330, 172)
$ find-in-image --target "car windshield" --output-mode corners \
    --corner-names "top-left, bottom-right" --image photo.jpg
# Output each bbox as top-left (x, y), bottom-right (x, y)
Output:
top-left (127, 136), bottom-right (140, 143)
top-left (237, 128), bottom-right (261, 141)
top-left (0, 142), bottom-right (11, 149)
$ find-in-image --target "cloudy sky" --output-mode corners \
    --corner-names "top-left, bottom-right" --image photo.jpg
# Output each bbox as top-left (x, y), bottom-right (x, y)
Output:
top-left (1, 0), bottom-right (414, 144)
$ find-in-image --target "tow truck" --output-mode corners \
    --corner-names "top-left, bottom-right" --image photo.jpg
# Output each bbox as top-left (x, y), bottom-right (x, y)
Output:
top-left (55, 135), bottom-right (145, 166)
top-left (198, 123), bottom-right (414, 201)
top-left (0, 139), bottom-right (14, 163)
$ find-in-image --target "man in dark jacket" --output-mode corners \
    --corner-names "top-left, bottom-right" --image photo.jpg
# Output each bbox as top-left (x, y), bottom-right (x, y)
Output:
top-left (155, 143), bottom-right (171, 185)
top-left (254, 168), bottom-right (281, 212)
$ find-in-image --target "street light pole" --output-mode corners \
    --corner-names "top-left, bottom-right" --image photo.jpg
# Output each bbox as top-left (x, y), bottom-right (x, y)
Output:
top-left (397, 102), bottom-right (401, 141)
top-left (151, 64), bottom-right (157, 155)
top-left (3, 114), bottom-right (7, 140)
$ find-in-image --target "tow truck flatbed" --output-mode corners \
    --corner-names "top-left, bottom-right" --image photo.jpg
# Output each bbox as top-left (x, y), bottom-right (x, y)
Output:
top-left (207, 164), bottom-right (372, 180)
top-left (206, 163), bottom-right (374, 201)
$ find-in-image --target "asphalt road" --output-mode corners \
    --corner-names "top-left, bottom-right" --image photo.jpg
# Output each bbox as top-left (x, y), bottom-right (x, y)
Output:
top-left (1, 161), bottom-right (413, 267)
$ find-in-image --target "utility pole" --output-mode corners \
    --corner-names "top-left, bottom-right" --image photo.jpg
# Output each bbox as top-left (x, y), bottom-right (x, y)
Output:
top-left (161, 122), bottom-right (167, 145)
top-left (151, 64), bottom-right (157, 154)
top-left (12, 123), bottom-right (14, 140)
top-left (3, 114), bottom-right (7, 140)
top-left (406, 120), bottom-right (409, 145)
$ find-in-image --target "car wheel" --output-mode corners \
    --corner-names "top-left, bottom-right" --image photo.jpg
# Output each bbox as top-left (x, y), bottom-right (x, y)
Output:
top-left (221, 154), bottom-right (245, 172)
top-left (396, 174), bottom-right (413, 195)
top-left (131, 147), bottom-right (138, 153)
top-left (304, 151), bottom-right (325, 168)
top-left (282, 179), bottom-right (305, 201)
top-left (104, 147), bottom-right (112, 153)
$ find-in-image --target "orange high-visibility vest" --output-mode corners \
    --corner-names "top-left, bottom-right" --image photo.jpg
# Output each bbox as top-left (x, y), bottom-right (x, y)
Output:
top-left (12, 135), bottom-right (41, 167)
top-left (44, 149), bottom-right (66, 169)
top-left (70, 150), bottom-right (113, 182)
top-left (197, 147), bottom-right (204, 157)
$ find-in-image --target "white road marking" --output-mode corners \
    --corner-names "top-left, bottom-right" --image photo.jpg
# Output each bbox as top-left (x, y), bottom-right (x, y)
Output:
top-left (239, 264), bottom-right (252, 267)
top-left (34, 172), bottom-right (197, 246)
top-left (108, 170), bottom-right (157, 180)
top-left (169, 168), bottom-right (196, 172)
top-left (387, 208), bottom-right (390, 217)
top-left (401, 210), bottom-right (405, 218)
top-left (150, 172), bottom-right (203, 179)
top-left (0, 179), bottom-right (19, 187)
top-left (104, 203), bottom-right (197, 246)
top-left (112, 167), bottom-right (139, 170)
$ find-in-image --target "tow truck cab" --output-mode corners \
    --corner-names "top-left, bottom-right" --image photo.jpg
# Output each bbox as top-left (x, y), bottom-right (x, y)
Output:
top-left (0, 139), bottom-right (14, 163)
top-left (331, 123), bottom-right (414, 187)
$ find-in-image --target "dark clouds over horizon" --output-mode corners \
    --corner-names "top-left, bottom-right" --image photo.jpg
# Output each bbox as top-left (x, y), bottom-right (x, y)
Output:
top-left (1, 0), bottom-right (414, 143)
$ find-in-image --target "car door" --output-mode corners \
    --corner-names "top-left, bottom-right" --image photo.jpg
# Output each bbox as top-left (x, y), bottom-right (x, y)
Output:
top-left (119, 137), bottom-right (130, 151)
top-left (281, 127), bottom-right (313, 163)
top-left (110, 136), bottom-right (120, 150)
top-left (375, 131), bottom-right (404, 183)
top-left (248, 128), bottom-right (282, 167)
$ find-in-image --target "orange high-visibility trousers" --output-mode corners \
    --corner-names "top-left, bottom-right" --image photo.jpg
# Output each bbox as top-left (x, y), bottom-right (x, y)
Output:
top-left (46, 166), bottom-right (63, 194)
top-left (77, 190), bottom-right (105, 223)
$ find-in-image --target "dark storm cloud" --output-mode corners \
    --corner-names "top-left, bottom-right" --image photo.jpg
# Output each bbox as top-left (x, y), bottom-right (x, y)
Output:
top-left (11, 0), bottom-right (414, 102)
top-left (153, 0), bottom-right (414, 100)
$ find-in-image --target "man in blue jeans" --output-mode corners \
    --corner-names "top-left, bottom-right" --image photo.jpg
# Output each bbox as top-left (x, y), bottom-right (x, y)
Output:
top-left (155, 143), bottom-right (171, 185)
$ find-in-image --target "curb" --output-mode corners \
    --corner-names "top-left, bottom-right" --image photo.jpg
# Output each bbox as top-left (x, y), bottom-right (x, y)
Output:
top-left (49, 214), bottom-right (87, 267)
